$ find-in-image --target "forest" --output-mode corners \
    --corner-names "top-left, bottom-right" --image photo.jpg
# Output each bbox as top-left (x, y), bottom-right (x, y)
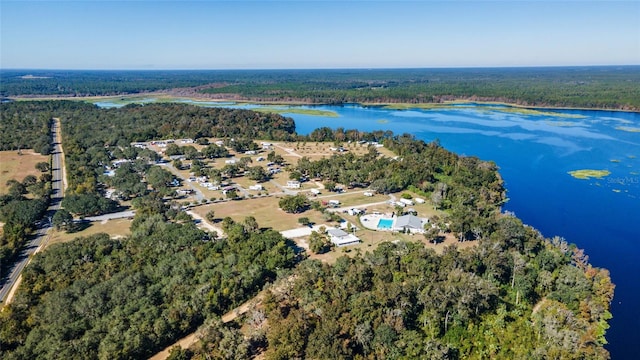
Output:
top-left (0, 70), bottom-right (225, 97)
top-left (2, 67), bottom-right (639, 110)
top-left (0, 100), bottom-right (614, 359)
top-left (178, 223), bottom-right (614, 360)
top-left (0, 214), bottom-right (298, 359)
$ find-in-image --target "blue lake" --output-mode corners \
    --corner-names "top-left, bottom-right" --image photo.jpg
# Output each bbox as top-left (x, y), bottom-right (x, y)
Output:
top-left (98, 100), bottom-right (640, 358)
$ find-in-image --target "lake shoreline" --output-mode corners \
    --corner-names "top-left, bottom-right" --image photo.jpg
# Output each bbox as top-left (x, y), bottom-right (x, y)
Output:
top-left (9, 92), bottom-right (640, 114)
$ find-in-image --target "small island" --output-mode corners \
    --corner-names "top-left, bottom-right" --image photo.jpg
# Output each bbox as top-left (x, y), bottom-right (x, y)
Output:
top-left (568, 169), bottom-right (611, 179)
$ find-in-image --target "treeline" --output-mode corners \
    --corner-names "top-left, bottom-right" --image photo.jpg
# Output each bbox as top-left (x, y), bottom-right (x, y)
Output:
top-left (177, 217), bottom-right (614, 359)
top-left (0, 104), bottom-right (52, 153)
top-left (0, 170), bottom-right (51, 273)
top-left (2, 67), bottom-right (638, 110)
top-left (0, 212), bottom-right (297, 359)
top-left (0, 70), bottom-right (227, 97)
top-left (197, 66), bottom-right (640, 110)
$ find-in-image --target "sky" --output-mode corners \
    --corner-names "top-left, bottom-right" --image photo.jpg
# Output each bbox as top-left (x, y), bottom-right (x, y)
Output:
top-left (1, 0), bottom-right (639, 69)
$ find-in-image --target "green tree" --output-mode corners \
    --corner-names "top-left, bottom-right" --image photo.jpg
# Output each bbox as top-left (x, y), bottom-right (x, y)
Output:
top-left (278, 195), bottom-right (309, 214)
top-left (52, 209), bottom-right (75, 232)
top-left (35, 161), bottom-right (50, 173)
top-left (289, 170), bottom-right (302, 181)
top-left (146, 166), bottom-right (175, 190)
top-left (247, 166), bottom-right (270, 182)
top-left (324, 181), bottom-right (337, 192)
top-left (182, 145), bottom-right (199, 160)
top-left (202, 144), bottom-right (229, 159)
top-left (205, 210), bottom-right (216, 223)
top-left (243, 216), bottom-right (259, 234)
top-left (225, 189), bottom-right (238, 199)
top-left (165, 143), bottom-right (182, 156)
top-left (308, 231), bottom-right (329, 254)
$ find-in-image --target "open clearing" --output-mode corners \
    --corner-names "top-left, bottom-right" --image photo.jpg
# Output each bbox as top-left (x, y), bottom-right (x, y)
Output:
top-left (319, 191), bottom-right (388, 208)
top-left (192, 196), bottom-right (329, 232)
top-left (0, 150), bottom-right (48, 194)
top-left (275, 140), bottom-right (396, 161)
top-left (47, 218), bottom-right (132, 247)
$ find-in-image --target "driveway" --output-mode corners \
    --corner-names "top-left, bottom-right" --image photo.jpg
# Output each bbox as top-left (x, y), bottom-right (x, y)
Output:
top-left (85, 210), bottom-right (135, 222)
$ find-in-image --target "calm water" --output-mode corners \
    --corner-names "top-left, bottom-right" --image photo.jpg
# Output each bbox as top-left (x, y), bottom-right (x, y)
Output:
top-left (98, 100), bottom-right (640, 358)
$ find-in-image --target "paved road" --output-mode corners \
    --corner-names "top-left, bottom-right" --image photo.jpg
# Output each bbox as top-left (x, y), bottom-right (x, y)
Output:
top-left (269, 179), bottom-right (295, 195)
top-left (1, 118), bottom-right (65, 305)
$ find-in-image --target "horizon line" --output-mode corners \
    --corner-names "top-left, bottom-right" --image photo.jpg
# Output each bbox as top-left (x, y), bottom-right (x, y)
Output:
top-left (2, 64), bottom-right (640, 72)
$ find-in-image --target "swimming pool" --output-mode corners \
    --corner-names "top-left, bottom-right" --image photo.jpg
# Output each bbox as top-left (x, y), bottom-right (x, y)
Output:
top-left (377, 218), bottom-right (394, 230)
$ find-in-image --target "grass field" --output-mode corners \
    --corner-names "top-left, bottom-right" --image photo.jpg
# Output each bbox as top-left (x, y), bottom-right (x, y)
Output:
top-left (192, 196), bottom-right (328, 232)
top-left (0, 150), bottom-right (48, 195)
top-left (47, 218), bottom-right (132, 247)
top-left (319, 191), bottom-right (388, 208)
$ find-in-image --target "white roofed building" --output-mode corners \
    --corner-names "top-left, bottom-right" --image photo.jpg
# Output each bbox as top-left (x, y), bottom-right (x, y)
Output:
top-left (327, 228), bottom-right (360, 247)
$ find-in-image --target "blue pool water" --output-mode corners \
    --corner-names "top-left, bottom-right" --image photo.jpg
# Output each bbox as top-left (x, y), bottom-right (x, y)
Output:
top-left (377, 218), bottom-right (394, 229)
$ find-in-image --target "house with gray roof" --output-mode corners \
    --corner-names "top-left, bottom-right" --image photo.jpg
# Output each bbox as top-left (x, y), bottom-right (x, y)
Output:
top-left (327, 228), bottom-right (360, 247)
top-left (394, 214), bottom-right (428, 233)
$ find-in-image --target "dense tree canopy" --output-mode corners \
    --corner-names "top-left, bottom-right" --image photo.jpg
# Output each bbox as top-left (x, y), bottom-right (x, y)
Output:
top-left (0, 214), bottom-right (297, 359)
top-left (0, 105), bottom-right (51, 153)
top-left (186, 220), bottom-right (614, 360)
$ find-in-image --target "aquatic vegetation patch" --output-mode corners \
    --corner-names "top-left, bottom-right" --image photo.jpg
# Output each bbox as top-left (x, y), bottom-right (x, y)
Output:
top-left (488, 107), bottom-right (587, 118)
top-left (252, 107), bottom-right (339, 117)
top-left (568, 169), bottom-right (611, 180)
top-left (615, 126), bottom-right (640, 133)
top-left (379, 103), bottom-right (453, 110)
top-left (544, 120), bottom-right (582, 127)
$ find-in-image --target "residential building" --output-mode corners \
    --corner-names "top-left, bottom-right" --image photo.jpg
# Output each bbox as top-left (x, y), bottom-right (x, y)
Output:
top-left (327, 228), bottom-right (360, 247)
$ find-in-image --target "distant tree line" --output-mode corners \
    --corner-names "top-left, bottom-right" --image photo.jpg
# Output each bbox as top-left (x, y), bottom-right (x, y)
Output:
top-left (2, 67), bottom-right (638, 110)
top-left (197, 67), bottom-right (640, 110)
top-left (0, 70), bottom-right (231, 97)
